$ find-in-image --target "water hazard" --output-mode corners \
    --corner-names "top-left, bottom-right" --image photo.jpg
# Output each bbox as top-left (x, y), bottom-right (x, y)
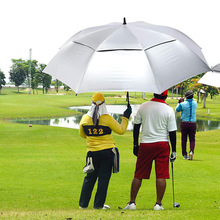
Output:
top-left (11, 105), bottom-right (220, 132)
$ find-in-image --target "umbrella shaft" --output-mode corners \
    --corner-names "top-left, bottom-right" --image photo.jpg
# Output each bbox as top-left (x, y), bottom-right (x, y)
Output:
top-left (126, 92), bottom-right (130, 107)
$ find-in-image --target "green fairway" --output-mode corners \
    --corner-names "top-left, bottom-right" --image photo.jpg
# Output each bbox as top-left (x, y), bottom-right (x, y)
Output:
top-left (0, 87), bottom-right (220, 219)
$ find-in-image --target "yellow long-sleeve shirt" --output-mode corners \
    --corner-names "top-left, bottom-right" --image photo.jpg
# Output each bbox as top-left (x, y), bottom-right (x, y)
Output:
top-left (79, 114), bottom-right (128, 152)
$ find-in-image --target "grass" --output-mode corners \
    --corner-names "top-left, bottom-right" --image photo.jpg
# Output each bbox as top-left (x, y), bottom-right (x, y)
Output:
top-left (0, 87), bottom-right (220, 219)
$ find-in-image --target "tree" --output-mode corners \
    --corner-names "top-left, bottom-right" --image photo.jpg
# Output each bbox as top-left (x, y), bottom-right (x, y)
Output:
top-left (33, 72), bottom-right (41, 94)
top-left (9, 59), bottom-right (53, 94)
top-left (190, 73), bottom-right (206, 103)
top-left (9, 59), bottom-right (26, 92)
top-left (200, 85), bottom-right (219, 108)
top-left (52, 79), bottom-right (62, 93)
top-left (37, 64), bottom-right (52, 94)
top-left (201, 85), bottom-right (208, 108)
top-left (64, 84), bottom-right (70, 92)
top-left (175, 81), bottom-right (188, 98)
top-left (0, 69), bottom-right (6, 94)
top-left (206, 86), bottom-right (219, 99)
top-left (24, 59), bottom-right (38, 94)
top-left (194, 79), bottom-right (219, 108)
top-left (42, 73), bottom-right (52, 94)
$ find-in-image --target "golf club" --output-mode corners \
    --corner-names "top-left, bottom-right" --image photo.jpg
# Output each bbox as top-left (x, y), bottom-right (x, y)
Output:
top-left (171, 162), bottom-right (180, 208)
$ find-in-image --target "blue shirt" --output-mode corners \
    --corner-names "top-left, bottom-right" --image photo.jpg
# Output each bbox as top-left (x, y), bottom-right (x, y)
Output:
top-left (175, 99), bottom-right (197, 122)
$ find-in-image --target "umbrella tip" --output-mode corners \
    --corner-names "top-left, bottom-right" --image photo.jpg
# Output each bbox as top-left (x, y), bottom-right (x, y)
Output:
top-left (123, 17), bottom-right (127, 25)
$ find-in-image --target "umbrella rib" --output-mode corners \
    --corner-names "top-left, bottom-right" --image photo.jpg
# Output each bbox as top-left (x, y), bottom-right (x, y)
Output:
top-left (73, 41), bottom-right (95, 51)
top-left (97, 49), bottom-right (142, 52)
top-left (75, 44), bottom-right (97, 93)
top-left (145, 39), bottom-right (210, 71)
top-left (143, 48), bottom-right (162, 93)
top-left (144, 39), bottom-right (176, 51)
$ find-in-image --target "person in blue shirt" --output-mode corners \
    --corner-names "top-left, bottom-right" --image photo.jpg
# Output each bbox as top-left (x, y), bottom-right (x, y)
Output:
top-left (176, 90), bottom-right (197, 160)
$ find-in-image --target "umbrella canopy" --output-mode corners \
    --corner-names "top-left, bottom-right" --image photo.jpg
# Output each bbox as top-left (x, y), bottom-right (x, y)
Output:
top-left (44, 18), bottom-right (211, 94)
top-left (198, 64), bottom-right (220, 88)
top-left (212, 64), bottom-right (220, 72)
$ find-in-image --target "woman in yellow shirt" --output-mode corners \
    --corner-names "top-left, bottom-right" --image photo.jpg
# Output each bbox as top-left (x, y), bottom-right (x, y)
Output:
top-left (79, 92), bottom-right (131, 209)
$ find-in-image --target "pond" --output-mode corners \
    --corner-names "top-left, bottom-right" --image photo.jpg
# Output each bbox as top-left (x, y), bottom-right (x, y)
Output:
top-left (11, 105), bottom-right (220, 132)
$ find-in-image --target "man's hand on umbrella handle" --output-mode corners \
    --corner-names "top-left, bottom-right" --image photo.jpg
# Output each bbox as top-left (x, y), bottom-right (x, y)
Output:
top-left (133, 144), bottom-right (139, 156)
top-left (123, 105), bottom-right (132, 119)
top-left (170, 151), bottom-right (177, 162)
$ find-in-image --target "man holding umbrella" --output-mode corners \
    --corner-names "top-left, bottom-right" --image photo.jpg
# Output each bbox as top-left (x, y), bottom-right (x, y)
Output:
top-left (124, 90), bottom-right (177, 210)
top-left (79, 92), bottom-right (131, 209)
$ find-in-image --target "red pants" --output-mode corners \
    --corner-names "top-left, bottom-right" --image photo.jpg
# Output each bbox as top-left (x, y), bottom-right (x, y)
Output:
top-left (134, 142), bottom-right (170, 179)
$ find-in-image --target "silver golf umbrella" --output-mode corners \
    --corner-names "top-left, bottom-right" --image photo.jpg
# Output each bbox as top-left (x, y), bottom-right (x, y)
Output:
top-left (213, 64), bottom-right (220, 72)
top-left (44, 18), bottom-right (211, 95)
top-left (198, 64), bottom-right (220, 88)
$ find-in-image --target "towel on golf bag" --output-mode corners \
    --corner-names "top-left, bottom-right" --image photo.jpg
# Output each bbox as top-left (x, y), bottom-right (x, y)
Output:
top-left (83, 156), bottom-right (94, 174)
top-left (112, 147), bottom-right (119, 173)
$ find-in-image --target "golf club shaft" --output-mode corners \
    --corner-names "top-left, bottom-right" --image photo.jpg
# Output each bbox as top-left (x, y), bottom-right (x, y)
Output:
top-left (171, 162), bottom-right (175, 204)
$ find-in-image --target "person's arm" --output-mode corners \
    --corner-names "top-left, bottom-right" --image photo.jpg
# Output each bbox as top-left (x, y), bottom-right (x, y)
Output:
top-left (108, 105), bottom-right (132, 135)
top-left (175, 103), bottom-right (183, 112)
top-left (79, 116), bottom-right (86, 139)
top-left (133, 123), bottom-right (141, 156)
top-left (108, 116), bottom-right (128, 135)
top-left (169, 130), bottom-right (176, 162)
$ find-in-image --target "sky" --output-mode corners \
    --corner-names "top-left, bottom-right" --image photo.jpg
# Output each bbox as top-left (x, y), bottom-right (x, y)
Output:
top-left (1, 0), bottom-right (220, 82)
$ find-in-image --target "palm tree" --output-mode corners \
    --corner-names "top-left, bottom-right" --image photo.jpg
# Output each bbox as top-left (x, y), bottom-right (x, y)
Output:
top-left (175, 80), bottom-right (189, 99)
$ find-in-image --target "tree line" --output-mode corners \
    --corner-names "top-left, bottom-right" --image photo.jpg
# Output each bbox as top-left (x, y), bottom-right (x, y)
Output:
top-left (5, 59), bottom-right (71, 94)
top-left (8, 59), bottom-right (52, 94)
top-left (0, 59), bottom-right (70, 94)
top-left (0, 59), bottom-right (219, 108)
top-left (174, 73), bottom-right (219, 108)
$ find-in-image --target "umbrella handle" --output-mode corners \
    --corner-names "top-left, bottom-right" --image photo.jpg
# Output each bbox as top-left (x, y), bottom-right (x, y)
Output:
top-left (126, 92), bottom-right (130, 107)
top-left (123, 17), bottom-right (127, 25)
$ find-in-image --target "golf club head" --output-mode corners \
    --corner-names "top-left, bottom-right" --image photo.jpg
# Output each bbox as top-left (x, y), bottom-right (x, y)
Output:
top-left (173, 203), bottom-right (180, 208)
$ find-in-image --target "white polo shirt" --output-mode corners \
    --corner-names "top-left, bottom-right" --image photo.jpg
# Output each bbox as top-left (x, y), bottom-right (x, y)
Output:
top-left (134, 98), bottom-right (177, 143)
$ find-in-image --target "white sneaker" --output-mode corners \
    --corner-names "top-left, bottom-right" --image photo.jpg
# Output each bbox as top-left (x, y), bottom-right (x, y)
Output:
top-left (183, 155), bottom-right (189, 160)
top-left (154, 204), bottom-right (164, 211)
top-left (189, 151), bottom-right (193, 160)
top-left (124, 202), bottom-right (136, 210)
top-left (79, 206), bottom-right (87, 209)
top-left (102, 204), bottom-right (110, 209)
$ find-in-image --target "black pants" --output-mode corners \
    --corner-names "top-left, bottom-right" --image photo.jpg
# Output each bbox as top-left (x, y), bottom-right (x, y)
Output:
top-left (79, 149), bottom-right (113, 209)
top-left (181, 122), bottom-right (196, 156)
